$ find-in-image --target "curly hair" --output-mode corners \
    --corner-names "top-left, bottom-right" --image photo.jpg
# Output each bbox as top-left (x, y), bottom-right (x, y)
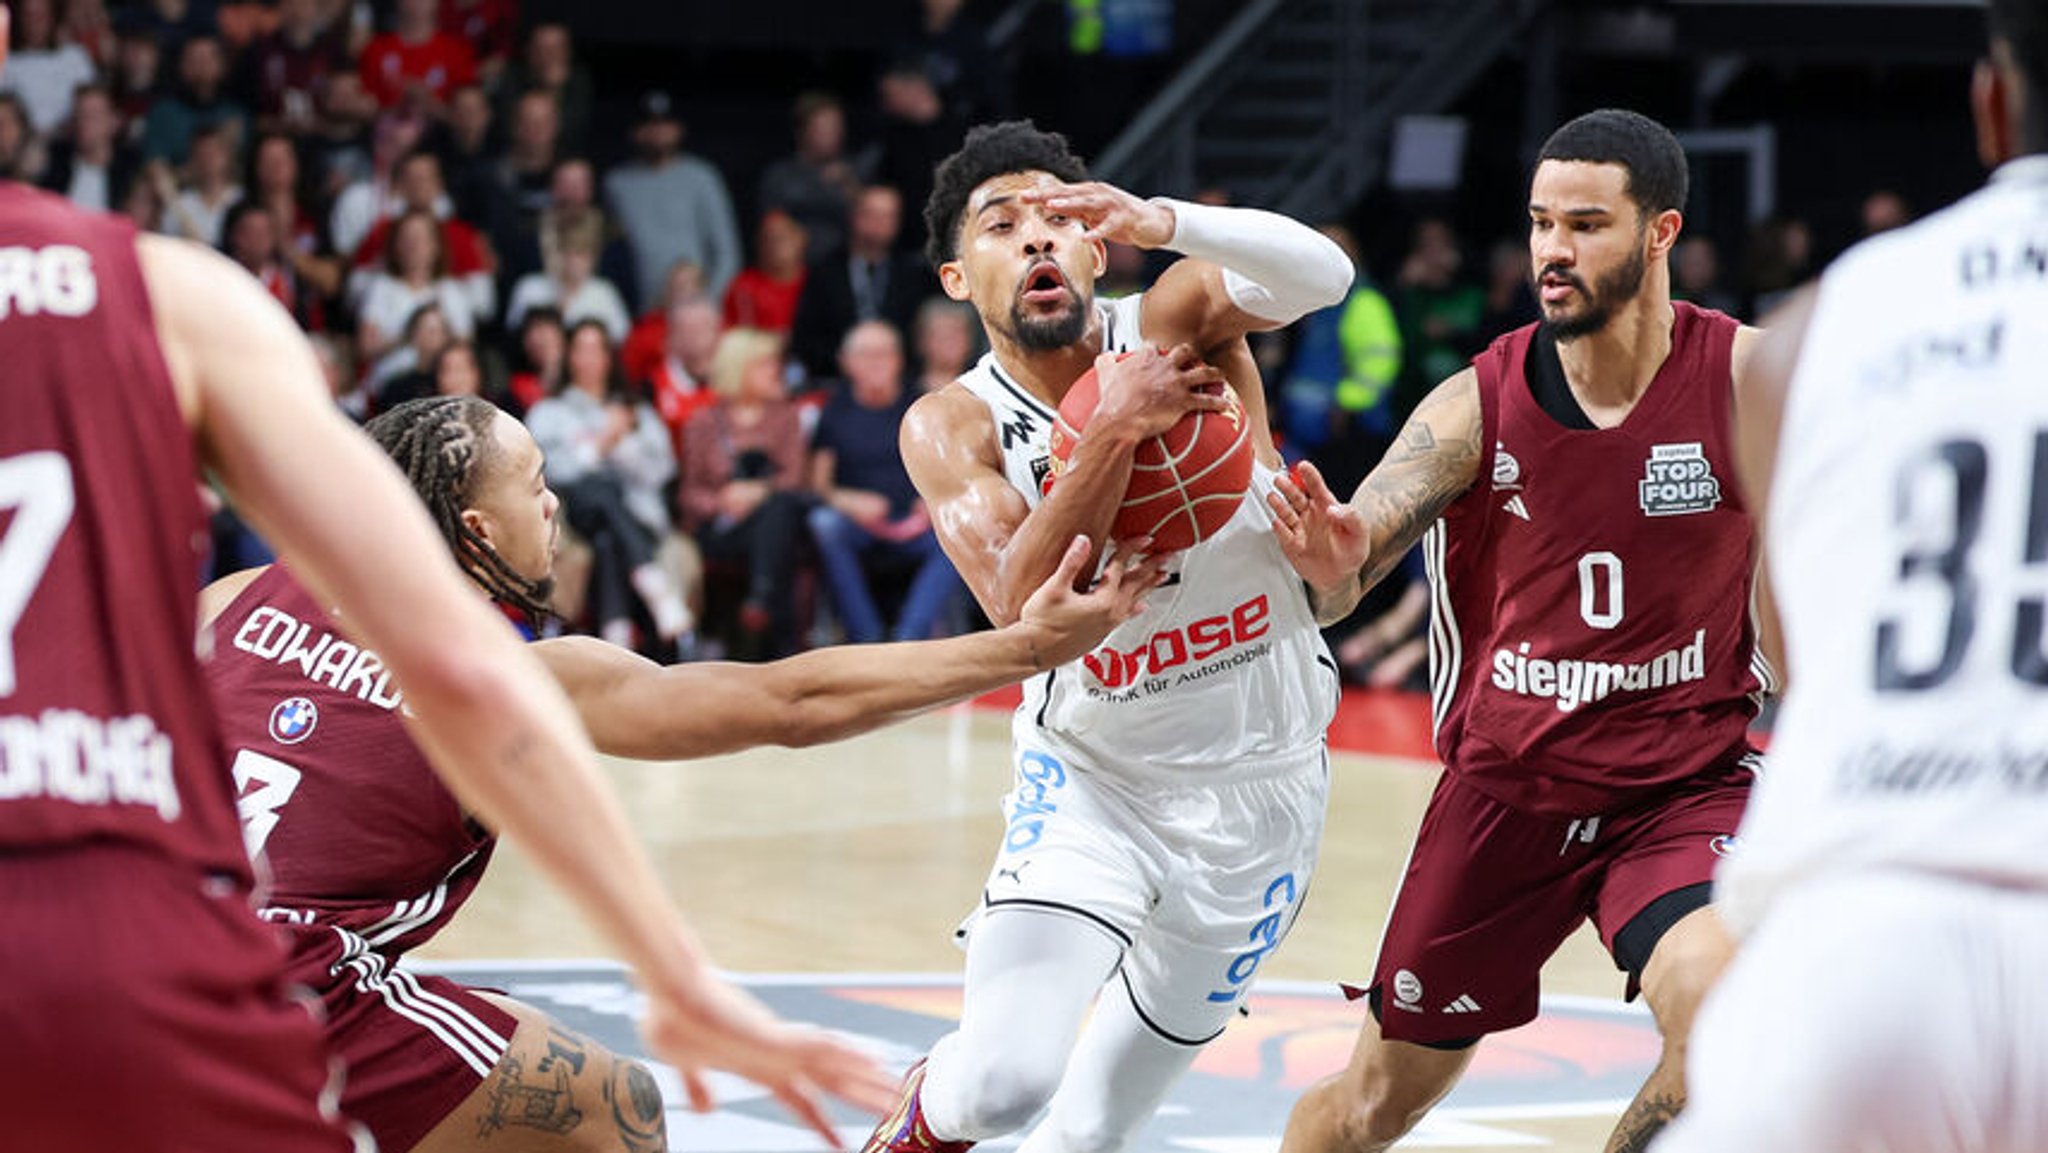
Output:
top-left (1537, 109), bottom-right (1689, 219)
top-left (364, 397), bottom-right (556, 623)
top-left (923, 120), bottom-right (1090, 269)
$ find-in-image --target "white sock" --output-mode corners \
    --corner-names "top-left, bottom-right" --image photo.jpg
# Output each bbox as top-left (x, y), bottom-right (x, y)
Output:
top-left (630, 563), bottom-right (694, 640)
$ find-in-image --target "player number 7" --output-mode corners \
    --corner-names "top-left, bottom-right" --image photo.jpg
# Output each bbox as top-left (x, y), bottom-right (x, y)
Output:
top-left (0, 453), bottom-right (77, 699)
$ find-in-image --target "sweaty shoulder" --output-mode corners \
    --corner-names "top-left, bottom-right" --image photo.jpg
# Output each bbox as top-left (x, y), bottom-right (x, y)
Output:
top-left (902, 382), bottom-right (1000, 474)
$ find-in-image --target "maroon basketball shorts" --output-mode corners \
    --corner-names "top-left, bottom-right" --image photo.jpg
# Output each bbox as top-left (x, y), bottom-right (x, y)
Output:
top-left (1363, 756), bottom-right (1754, 1045)
top-left (285, 925), bottom-right (520, 1152)
top-left (0, 843), bottom-right (363, 1153)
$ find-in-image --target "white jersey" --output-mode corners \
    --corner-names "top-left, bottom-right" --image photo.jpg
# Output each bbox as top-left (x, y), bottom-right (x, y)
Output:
top-left (955, 294), bottom-right (1337, 777)
top-left (1717, 156), bottom-right (2048, 934)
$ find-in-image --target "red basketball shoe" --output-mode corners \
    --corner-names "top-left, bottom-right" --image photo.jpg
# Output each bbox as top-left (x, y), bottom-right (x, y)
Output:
top-left (860, 1059), bottom-right (974, 1153)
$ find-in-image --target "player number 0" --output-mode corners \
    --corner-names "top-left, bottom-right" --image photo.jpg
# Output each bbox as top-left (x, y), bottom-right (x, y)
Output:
top-left (0, 453), bottom-right (76, 699)
top-left (1578, 551), bottom-right (1624, 630)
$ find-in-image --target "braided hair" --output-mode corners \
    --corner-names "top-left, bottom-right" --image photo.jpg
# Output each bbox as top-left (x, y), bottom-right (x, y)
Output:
top-left (364, 396), bottom-right (556, 623)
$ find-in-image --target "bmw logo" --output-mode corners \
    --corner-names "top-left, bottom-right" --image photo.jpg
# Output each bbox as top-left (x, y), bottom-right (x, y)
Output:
top-left (269, 697), bottom-right (319, 745)
top-left (1708, 834), bottom-right (1738, 858)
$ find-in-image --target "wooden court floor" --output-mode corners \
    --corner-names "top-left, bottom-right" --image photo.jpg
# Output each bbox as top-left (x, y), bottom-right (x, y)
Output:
top-left (419, 698), bottom-right (1638, 1151)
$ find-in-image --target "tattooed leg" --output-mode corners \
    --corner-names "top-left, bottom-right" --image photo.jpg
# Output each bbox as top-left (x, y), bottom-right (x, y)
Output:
top-left (602, 1061), bottom-right (668, 1153)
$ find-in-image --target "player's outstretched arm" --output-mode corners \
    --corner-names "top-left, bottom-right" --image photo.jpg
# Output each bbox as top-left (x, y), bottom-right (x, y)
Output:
top-left (1019, 181), bottom-right (1352, 348)
top-left (903, 348), bottom-right (1221, 625)
top-left (1269, 369), bottom-right (1484, 624)
top-left (144, 235), bottom-right (896, 1140)
top-left (537, 534), bottom-right (1167, 760)
top-left (1736, 290), bottom-right (1812, 687)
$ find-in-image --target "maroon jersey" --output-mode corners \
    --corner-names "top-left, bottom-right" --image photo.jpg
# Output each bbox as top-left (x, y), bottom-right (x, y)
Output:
top-left (1428, 302), bottom-right (1761, 816)
top-left (207, 563), bottom-right (494, 954)
top-left (0, 182), bottom-right (248, 879)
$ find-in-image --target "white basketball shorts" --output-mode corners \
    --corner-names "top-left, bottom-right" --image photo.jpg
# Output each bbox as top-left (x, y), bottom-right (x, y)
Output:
top-left (959, 736), bottom-right (1329, 1043)
top-left (1656, 869), bottom-right (2048, 1153)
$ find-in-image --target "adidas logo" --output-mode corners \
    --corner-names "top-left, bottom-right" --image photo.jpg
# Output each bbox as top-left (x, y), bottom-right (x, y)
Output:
top-left (1441, 994), bottom-right (1482, 1014)
top-left (1503, 495), bottom-right (1530, 521)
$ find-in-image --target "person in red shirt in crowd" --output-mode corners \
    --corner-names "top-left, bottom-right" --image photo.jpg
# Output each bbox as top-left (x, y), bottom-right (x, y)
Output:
top-left (621, 257), bottom-right (707, 384)
top-left (349, 148), bottom-right (496, 321)
top-left (246, 131), bottom-right (344, 309)
top-left (223, 198), bottom-right (327, 331)
top-left (647, 297), bottom-right (724, 458)
top-left (438, 0), bottom-right (517, 90)
top-left (723, 207), bottom-right (808, 334)
top-left (359, 0), bottom-right (476, 112)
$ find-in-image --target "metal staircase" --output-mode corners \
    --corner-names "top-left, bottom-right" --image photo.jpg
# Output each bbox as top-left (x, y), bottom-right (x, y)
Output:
top-left (1093, 0), bottom-right (1539, 222)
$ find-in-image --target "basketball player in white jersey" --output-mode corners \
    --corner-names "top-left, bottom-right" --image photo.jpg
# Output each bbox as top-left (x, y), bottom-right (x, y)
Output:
top-left (1653, 3), bottom-right (2048, 1149)
top-left (861, 121), bottom-right (1354, 1153)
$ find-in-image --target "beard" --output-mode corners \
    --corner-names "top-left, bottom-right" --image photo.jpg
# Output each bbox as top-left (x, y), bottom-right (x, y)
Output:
top-left (1004, 286), bottom-right (1089, 351)
top-left (1537, 244), bottom-right (1648, 342)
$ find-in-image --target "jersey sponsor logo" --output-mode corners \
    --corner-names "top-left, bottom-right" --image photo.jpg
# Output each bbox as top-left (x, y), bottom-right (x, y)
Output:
top-left (1080, 594), bottom-right (1272, 693)
top-left (1490, 629), bottom-right (1708, 712)
top-left (996, 407), bottom-right (1041, 451)
top-left (1638, 442), bottom-right (1722, 516)
top-left (1029, 454), bottom-right (1052, 494)
top-left (0, 244), bottom-right (98, 322)
top-left (0, 708), bottom-right (181, 821)
top-left (268, 696), bottom-right (318, 744)
top-left (1443, 994), bottom-right (1483, 1014)
top-left (1503, 494), bottom-right (1531, 521)
top-left (1002, 749), bottom-right (1066, 852)
top-left (231, 605), bottom-right (404, 710)
top-left (1835, 740), bottom-right (2048, 795)
top-left (1208, 873), bottom-right (1298, 1003)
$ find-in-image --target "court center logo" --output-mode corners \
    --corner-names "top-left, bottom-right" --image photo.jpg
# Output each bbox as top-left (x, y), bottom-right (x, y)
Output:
top-left (1639, 442), bottom-right (1722, 516)
top-left (268, 696), bottom-right (318, 744)
top-left (419, 963), bottom-right (1659, 1151)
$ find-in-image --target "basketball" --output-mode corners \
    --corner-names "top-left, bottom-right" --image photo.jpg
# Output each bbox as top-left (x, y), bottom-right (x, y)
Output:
top-left (1044, 353), bottom-right (1254, 552)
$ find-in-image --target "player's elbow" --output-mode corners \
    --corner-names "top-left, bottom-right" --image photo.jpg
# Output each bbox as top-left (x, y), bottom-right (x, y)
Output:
top-left (1304, 235), bottom-right (1357, 311)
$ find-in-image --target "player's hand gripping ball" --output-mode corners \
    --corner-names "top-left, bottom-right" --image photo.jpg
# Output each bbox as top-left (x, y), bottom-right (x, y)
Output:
top-left (1044, 353), bottom-right (1254, 552)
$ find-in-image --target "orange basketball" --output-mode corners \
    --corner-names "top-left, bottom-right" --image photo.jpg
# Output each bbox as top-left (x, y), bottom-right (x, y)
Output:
top-left (1044, 353), bottom-right (1254, 552)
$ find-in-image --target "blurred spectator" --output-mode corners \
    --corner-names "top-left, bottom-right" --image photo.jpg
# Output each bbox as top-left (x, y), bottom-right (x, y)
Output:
top-left (1274, 224), bottom-right (1399, 498)
top-left (131, 0), bottom-right (220, 60)
top-left (504, 220), bottom-right (632, 343)
top-left (122, 158), bottom-right (170, 230)
top-left (864, 61), bottom-right (961, 255)
top-left (357, 0), bottom-right (476, 113)
top-left (1745, 215), bottom-right (1813, 318)
top-left (382, 336), bottom-right (515, 413)
top-left (42, 82), bottom-right (138, 211)
top-left (240, 0), bottom-right (349, 137)
top-left (309, 330), bottom-right (366, 420)
top-left (789, 183), bottom-right (933, 383)
top-left (356, 207), bottom-right (482, 368)
top-left (0, 93), bottom-right (43, 182)
top-left (327, 108), bottom-right (426, 257)
top-left (1, 0), bottom-right (98, 135)
top-left (1477, 236), bottom-right (1540, 341)
top-left (494, 21), bottom-right (593, 157)
top-left (604, 89), bottom-right (741, 306)
top-left (313, 0), bottom-right (372, 58)
top-left (161, 122), bottom-right (242, 247)
top-left (305, 70), bottom-right (377, 197)
top-left (140, 35), bottom-right (248, 165)
top-left (646, 297), bottom-right (723, 454)
top-left (526, 319), bottom-right (693, 650)
top-left (508, 304), bottom-right (567, 411)
top-left (1671, 235), bottom-right (1740, 318)
top-left (892, 0), bottom-right (1007, 125)
top-left (349, 147), bottom-right (494, 321)
top-left (431, 82), bottom-right (501, 224)
top-left (438, 0), bottom-right (518, 90)
top-left (678, 327), bottom-right (812, 660)
top-left (722, 208), bottom-right (808, 334)
top-left (495, 86), bottom-right (561, 230)
top-left (1860, 188), bottom-right (1912, 237)
top-left (1393, 216), bottom-right (1484, 403)
top-left (366, 298), bottom-right (454, 398)
top-left (757, 91), bottom-right (862, 263)
top-left (109, 26), bottom-right (162, 125)
top-left (63, 0), bottom-right (115, 67)
top-left (500, 155), bottom-right (637, 313)
top-left (911, 295), bottom-right (978, 391)
top-left (621, 257), bottom-right (707, 385)
top-left (245, 131), bottom-right (343, 307)
top-left (222, 197), bottom-right (325, 330)
top-left (807, 320), bottom-right (963, 643)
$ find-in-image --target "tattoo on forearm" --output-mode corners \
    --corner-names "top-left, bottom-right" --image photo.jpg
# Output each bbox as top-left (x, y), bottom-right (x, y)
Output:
top-left (1608, 1090), bottom-right (1684, 1153)
top-left (1355, 389), bottom-right (1482, 592)
top-left (604, 1061), bottom-right (668, 1153)
top-left (478, 1027), bottom-right (589, 1139)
